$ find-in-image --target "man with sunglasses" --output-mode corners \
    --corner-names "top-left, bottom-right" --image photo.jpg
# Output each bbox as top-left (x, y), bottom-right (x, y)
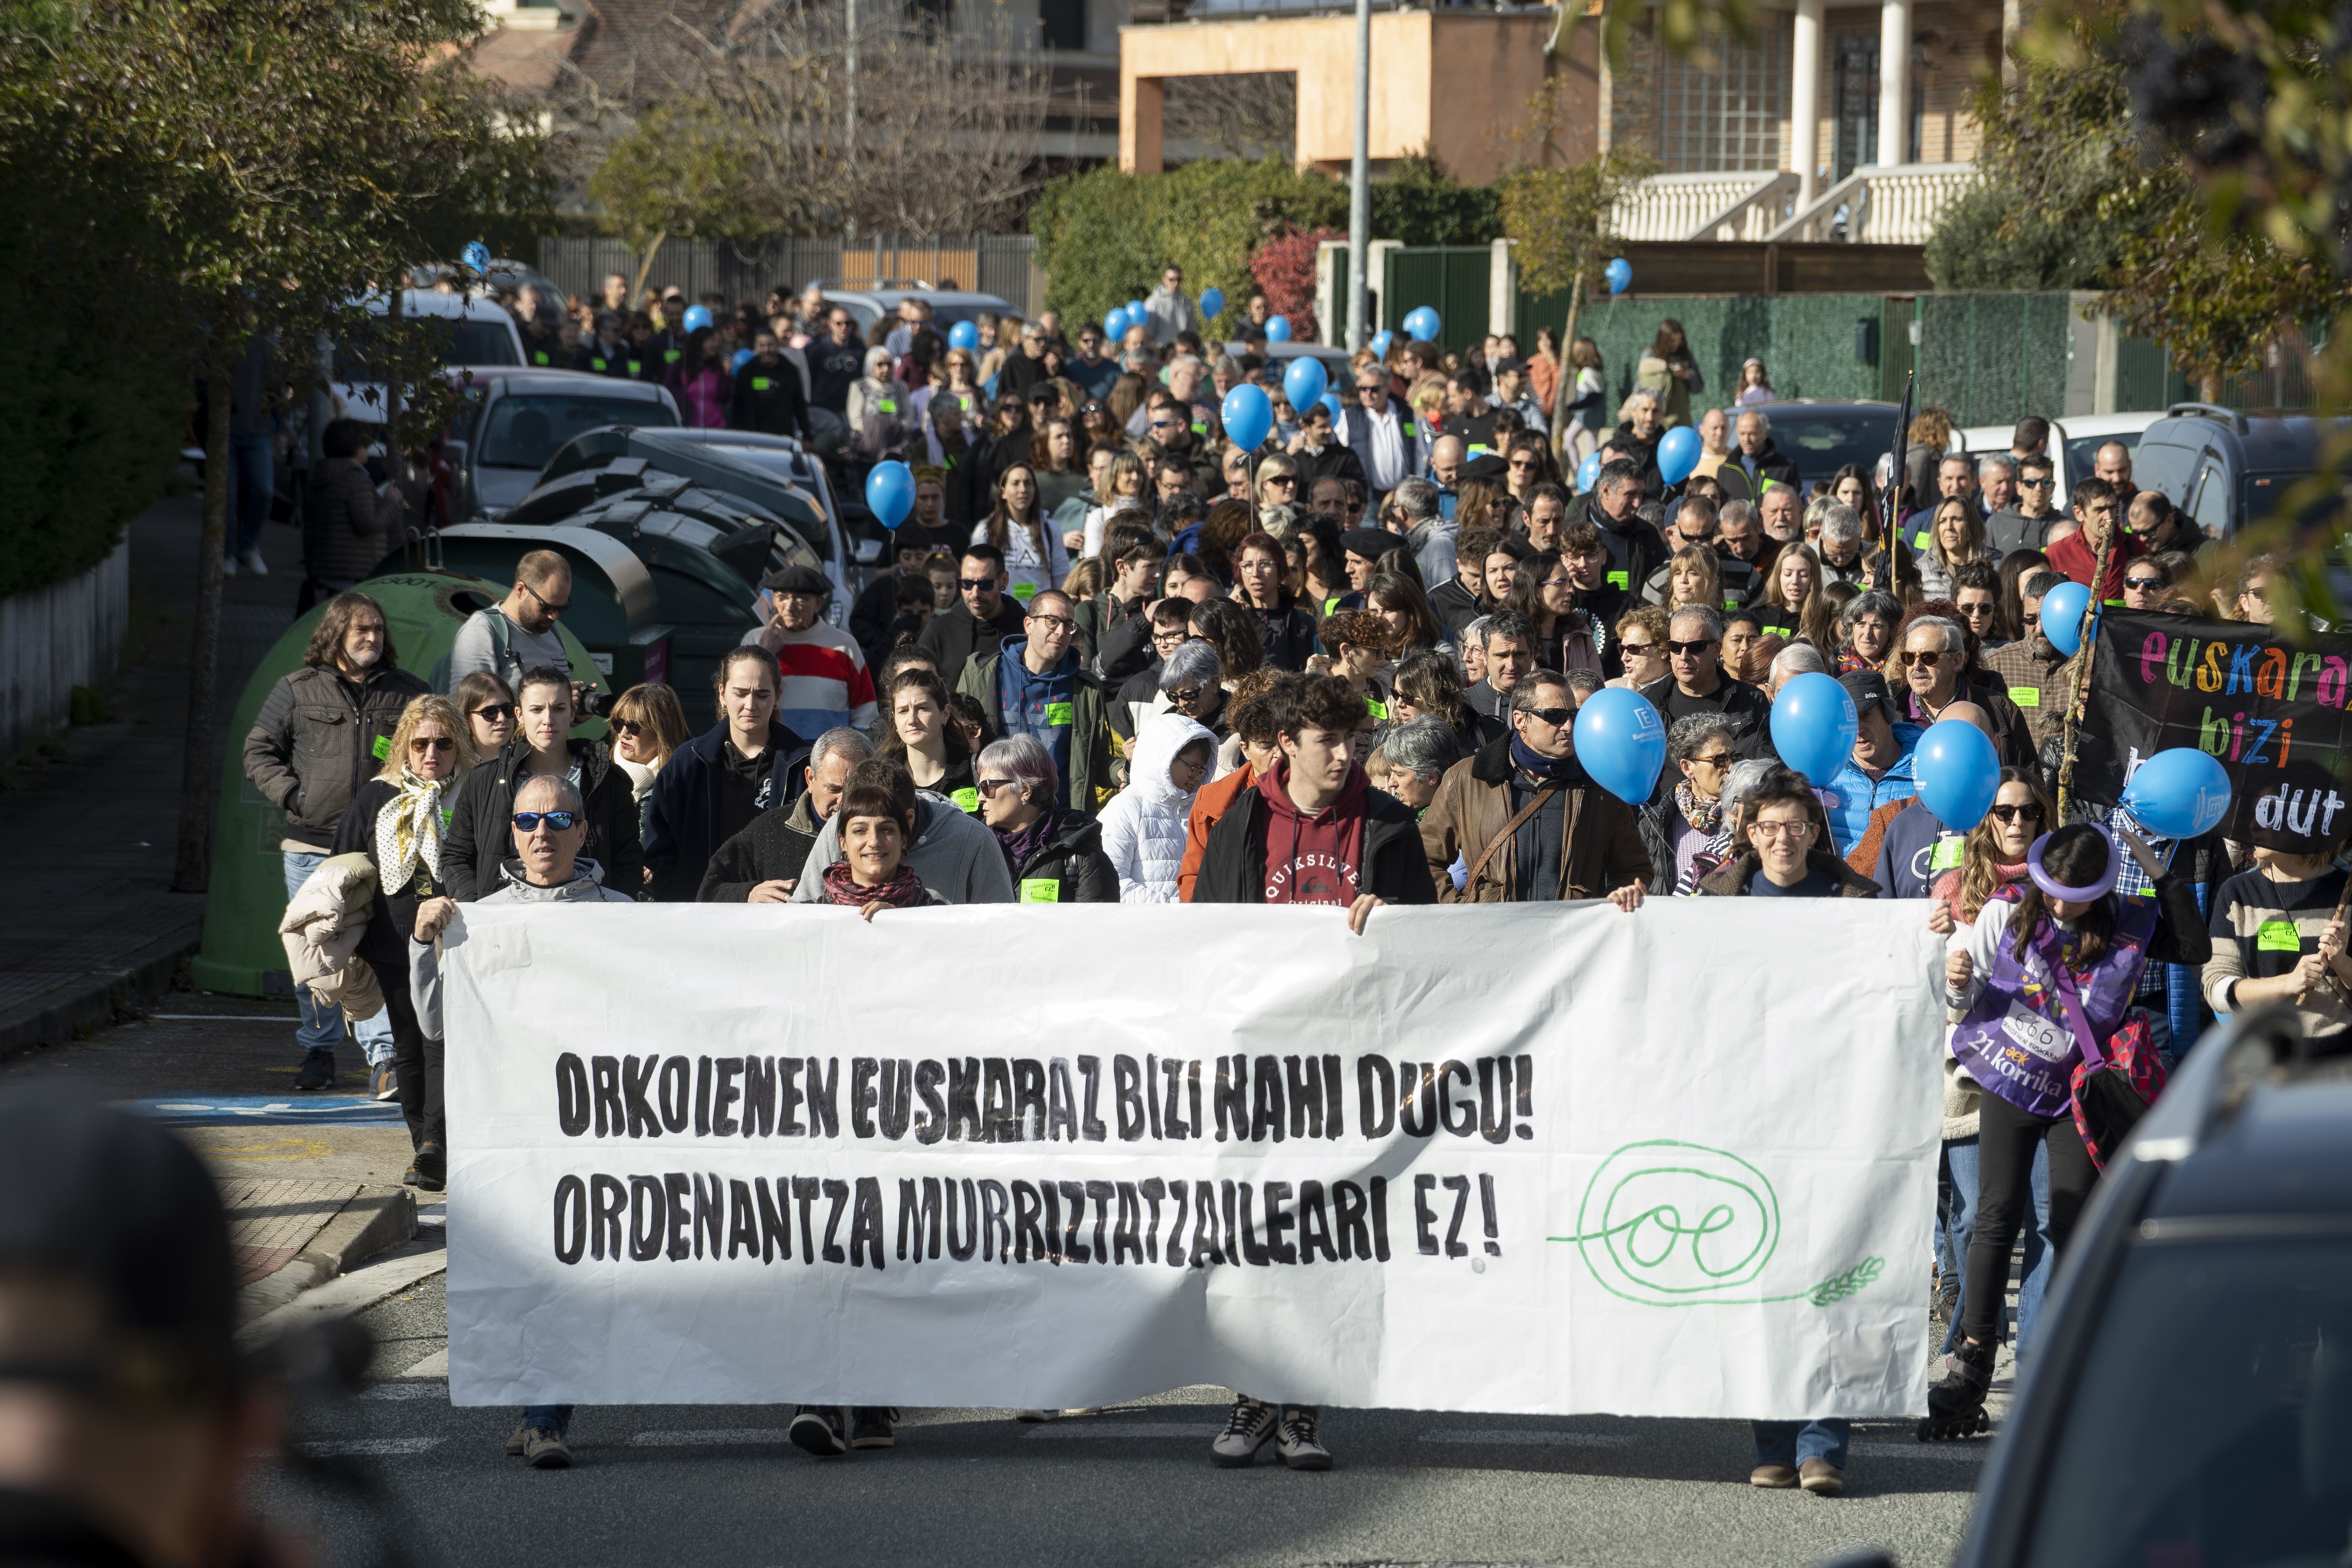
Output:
top-left (1635, 605), bottom-right (1773, 759)
top-left (2123, 486), bottom-right (2209, 564)
top-left (916, 544), bottom-right (1027, 687)
top-left (448, 549), bottom-right (576, 703)
top-left (1418, 668), bottom-right (1651, 905)
top-left (955, 589), bottom-right (1110, 812)
top-left (1339, 361), bottom-right (1418, 506)
top-left (1896, 616), bottom-right (2038, 774)
top-left (2119, 557), bottom-right (2174, 612)
top-left (1986, 453), bottom-right (2059, 554)
top-left (1981, 570), bottom-right (2079, 751)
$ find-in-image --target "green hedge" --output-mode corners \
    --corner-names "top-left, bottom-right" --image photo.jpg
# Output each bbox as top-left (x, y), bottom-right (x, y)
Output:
top-left (0, 226), bottom-right (183, 601)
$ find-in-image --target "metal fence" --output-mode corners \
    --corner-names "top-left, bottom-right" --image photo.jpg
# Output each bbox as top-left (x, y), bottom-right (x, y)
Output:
top-left (537, 235), bottom-right (1043, 317)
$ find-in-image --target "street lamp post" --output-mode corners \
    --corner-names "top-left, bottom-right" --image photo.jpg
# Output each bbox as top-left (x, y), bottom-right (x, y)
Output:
top-left (1347, 0), bottom-right (1370, 351)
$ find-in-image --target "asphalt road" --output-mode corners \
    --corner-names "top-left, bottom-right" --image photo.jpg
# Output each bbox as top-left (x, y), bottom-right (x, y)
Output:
top-left (6, 1002), bottom-right (1998, 1568)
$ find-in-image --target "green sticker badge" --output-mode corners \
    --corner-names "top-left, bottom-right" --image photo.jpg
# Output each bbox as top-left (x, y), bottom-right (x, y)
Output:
top-left (2009, 686), bottom-right (2042, 709)
top-left (1044, 701), bottom-right (1074, 727)
top-left (1019, 878), bottom-right (1062, 903)
top-left (2258, 919), bottom-right (2305, 953)
top-left (371, 734), bottom-right (392, 761)
top-left (1365, 699), bottom-right (1389, 720)
top-left (1929, 836), bottom-right (1965, 872)
top-left (1608, 570), bottom-right (1630, 590)
top-left (751, 376), bottom-right (772, 392)
top-left (1011, 581), bottom-right (1039, 602)
top-left (952, 787), bottom-right (980, 813)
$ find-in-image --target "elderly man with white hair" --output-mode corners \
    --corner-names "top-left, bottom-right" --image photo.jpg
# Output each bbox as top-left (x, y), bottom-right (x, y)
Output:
top-left (1766, 639), bottom-right (1830, 697)
top-left (1894, 613), bottom-right (2039, 775)
top-left (1813, 501), bottom-right (1882, 590)
top-left (1377, 716), bottom-right (1465, 815)
top-left (1715, 407), bottom-right (1800, 505)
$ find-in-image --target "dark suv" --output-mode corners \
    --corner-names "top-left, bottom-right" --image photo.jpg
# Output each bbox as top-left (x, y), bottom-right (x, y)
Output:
top-left (2127, 404), bottom-right (2349, 537)
top-left (1954, 1006), bottom-right (2352, 1568)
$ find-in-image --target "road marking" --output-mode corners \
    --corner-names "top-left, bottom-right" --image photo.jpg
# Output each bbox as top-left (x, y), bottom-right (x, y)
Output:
top-left (397, 1350), bottom-right (449, 1379)
top-left (1023, 1422), bottom-right (1221, 1440)
top-left (129, 1094), bottom-right (405, 1127)
top-left (299, 1437), bottom-right (443, 1457)
top-left (1421, 1429), bottom-right (1635, 1448)
top-left (630, 1428), bottom-right (801, 1446)
top-left (1851, 1439), bottom-right (1989, 1462)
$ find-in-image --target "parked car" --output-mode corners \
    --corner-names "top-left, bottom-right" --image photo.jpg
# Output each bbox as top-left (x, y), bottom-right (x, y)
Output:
top-left (2125, 404), bottom-right (2350, 538)
top-left (1953, 1005), bottom-right (2352, 1568)
top-left (818, 288), bottom-right (1016, 339)
top-left (1741, 400), bottom-right (1907, 492)
top-left (1958, 411), bottom-right (2167, 512)
top-left (1220, 340), bottom-right (1354, 384)
top-left (318, 290), bottom-right (524, 438)
top-left (437, 367), bottom-right (679, 522)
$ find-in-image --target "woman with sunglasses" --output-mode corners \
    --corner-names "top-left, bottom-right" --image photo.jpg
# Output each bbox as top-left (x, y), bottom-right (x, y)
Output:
top-left (330, 695), bottom-right (477, 1191)
top-left (607, 682), bottom-right (691, 837)
top-left (1638, 713), bottom-right (1740, 895)
top-left (974, 734), bottom-right (1116, 902)
top-left (1924, 817), bottom-right (2207, 1440)
top-left (2120, 555), bottom-right (2174, 612)
top-left (454, 671), bottom-right (515, 759)
top-left (879, 667), bottom-right (976, 811)
top-left (1501, 431), bottom-right (1555, 501)
top-left (1608, 605), bottom-right (1672, 691)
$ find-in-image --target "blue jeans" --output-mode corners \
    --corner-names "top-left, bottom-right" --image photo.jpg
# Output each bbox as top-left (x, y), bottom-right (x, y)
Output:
top-left (1751, 1418), bottom-right (1850, 1469)
top-left (281, 852), bottom-right (394, 1066)
top-left (1938, 1134), bottom-right (2052, 1355)
top-left (523, 1404), bottom-right (573, 1435)
top-left (229, 434), bottom-right (273, 559)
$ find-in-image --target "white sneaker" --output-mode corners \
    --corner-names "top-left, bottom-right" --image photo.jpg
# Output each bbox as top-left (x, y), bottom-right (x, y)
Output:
top-left (240, 549), bottom-right (269, 577)
top-left (220, 554), bottom-right (238, 578)
top-left (1210, 1395), bottom-right (1277, 1468)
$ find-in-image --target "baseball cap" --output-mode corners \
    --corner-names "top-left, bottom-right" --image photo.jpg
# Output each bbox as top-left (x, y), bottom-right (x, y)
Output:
top-left (760, 563), bottom-right (832, 597)
top-left (1838, 670), bottom-right (1895, 720)
top-left (0, 1092), bottom-right (236, 1401)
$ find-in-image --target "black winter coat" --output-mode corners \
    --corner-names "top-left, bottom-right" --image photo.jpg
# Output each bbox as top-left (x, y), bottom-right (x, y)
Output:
top-left (1005, 808), bottom-right (1119, 903)
top-left (330, 777), bottom-right (446, 973)
top-left (442, 736), bottom-right (644, 902)
top-left (698, 794), bottom-right (821, 902)
top-left (1636, 671), bottom-right (1778, 761)
top-left (645, 720), bottom-right (811, 903)
top-left (917, 597), bottom-right (1028, 686)
top-left (1241, 594), bottom-right (1321, 672)
top-left (1192, 786), bottom-right (1439, 906)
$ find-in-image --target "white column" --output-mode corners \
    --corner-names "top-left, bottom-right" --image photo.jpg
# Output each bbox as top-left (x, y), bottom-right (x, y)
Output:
top-left (1791, 0), bottom-right (1823, 206)
top-left (1877, 0), bottom-right (1909, 168)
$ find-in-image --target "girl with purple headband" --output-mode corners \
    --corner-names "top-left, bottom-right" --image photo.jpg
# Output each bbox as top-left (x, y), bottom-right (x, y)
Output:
top-left (1922, 820), bottom-right (2210, 1439)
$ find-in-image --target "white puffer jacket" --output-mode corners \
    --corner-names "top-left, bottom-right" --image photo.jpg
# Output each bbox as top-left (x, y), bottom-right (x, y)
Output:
top-left (1098, 711), bottom-right (1215, 904)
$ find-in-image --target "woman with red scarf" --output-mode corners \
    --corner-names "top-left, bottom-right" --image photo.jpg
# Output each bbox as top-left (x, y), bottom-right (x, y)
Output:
top-left (817, 776), bottom-right (949, 922)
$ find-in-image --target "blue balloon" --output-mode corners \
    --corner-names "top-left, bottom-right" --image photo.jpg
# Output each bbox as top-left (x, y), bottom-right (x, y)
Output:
top-left (1604, 257), bottom-right (1632, 295)
top-left (948, 320), bottom-right (980, 352)
top-left (2039, 579), bottom-right (2094, 656)
top-left (2122, 748), bottom-right (2233, 840)
top-left (1265, 315), bottom-right (1292, 343)
top-left (461, 240), bottom-right (491, 274)
top-left (1769, 671), bottom-right (1859, 788)
top-left (1657, 425), bottom-right (1701, 486)
top-left (1369, 330), bottom-right (1394, 357)
top-left (1403, 306), bottom-right (1441, 343)
top-left (1102, 307), bottom-right (1129, 341)
top-left (730, 348), bottom-right (754, 372)
top-left (1914, 719), bottom-right (2002, 833)
top-left (1282, 355), bottom-right (1328, 410)
top-left (681, 305), bottom-right (712, 333)
top-left (1200, 287), bottom-right (1225, 319)
top-left (1572, 688), bottom-right (1668, 807)
top-left (1127, 299), bottom-right (1146, 318)
top-left (1319, 391), bottom-right (1343, 420)
top-left (1221, 384), bottom-right (1274, 452)
top-left (864, 460), bottom-right (915, 531)
top-left (1575, 452), bottom-right (1602, 492)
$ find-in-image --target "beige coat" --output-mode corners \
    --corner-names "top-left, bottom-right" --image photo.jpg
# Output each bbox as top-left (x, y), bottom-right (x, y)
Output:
top-left (278, 852), bottom-right (383, 1024)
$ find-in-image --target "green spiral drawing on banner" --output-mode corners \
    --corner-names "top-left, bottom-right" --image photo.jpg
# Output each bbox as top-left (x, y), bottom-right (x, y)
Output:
top-left (1548, 1140), bottom-right (1883, 1308)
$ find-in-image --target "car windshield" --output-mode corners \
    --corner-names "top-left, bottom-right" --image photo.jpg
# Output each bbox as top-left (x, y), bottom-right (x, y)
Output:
top-left (2022, 1233), bottom-right (2352, 1568)
top-left (1757, 410), bottom-right (1901, 488)
top-left (334, 318), bottom-right (518, 380)
top-left (2065, 430), bottom-right (2141, 484)
top-left (477, 395), bottom-right (675, 470)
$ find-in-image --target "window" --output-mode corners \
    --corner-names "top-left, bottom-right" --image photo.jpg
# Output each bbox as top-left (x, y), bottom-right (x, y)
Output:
top-left (1832, 36), bottom-right (1878, 181)
top-left (1656, 24), bottom-right (1786, 174)
top-left (477, 395), bottom-right (677, 470)
top-left (2190, 462), bottom-right (2231, 536)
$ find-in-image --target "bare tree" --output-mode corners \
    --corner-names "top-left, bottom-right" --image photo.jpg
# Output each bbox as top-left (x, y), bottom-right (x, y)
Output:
top-left (1163, 72), bottom-right (1296, 163)
top-left (561, 2), bottom-right (1052, 238)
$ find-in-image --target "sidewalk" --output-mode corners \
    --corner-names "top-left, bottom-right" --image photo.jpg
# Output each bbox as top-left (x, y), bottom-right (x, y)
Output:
top-left (0, 489), bottom-right (307, 1056)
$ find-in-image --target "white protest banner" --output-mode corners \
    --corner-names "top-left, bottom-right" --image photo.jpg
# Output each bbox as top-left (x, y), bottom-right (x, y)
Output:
top-left (443, 901), bottom-right (1946, 1419)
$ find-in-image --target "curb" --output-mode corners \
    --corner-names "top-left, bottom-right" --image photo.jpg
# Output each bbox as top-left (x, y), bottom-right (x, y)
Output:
top-left (0, 916), bottom-right (203, 1060)
top-left (240, 1184), bottom-right (419, 1320)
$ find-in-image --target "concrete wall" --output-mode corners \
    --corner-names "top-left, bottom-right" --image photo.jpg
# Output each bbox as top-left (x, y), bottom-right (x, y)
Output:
top-left (0, 539), bottom-right (129, 760)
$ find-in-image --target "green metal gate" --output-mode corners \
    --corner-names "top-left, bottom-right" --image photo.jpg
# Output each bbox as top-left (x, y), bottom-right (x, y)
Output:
top-left (1382, 247), bottom-right (1492, 354)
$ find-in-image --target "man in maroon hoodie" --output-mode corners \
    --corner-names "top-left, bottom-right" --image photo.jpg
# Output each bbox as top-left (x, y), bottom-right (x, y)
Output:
top-left (1193, 675), bottom-right (1437, 928)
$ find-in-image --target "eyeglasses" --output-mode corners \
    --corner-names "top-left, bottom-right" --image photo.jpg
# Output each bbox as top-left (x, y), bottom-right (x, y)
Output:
top-left (958, 577), bottom-right (999, 591)
top-left (1751, 819), bottom-right (1815, 839)
top-left (1898, 648), bottom-right (1949, 669)
top-left (1149, 417), bottom-right (1184, 430)
top-left (1619, 641), bottom-right (1655, 657)
top-left (2019, 477), bottom-right (2053, 489)
top-left (1956, 601), bottom-right (1996, 618)
top-left (1029, 613), bottom-right (1076, 632)
top-left (1540, 577), bottom-right (1574, 590)
top-left (1688, 751), bottom-right (1736, 768)
top-left (1666, 639), bottom-right (1717, 656)
top-left (2124, 575), bottom-right (2166, 590)
top-left (408, 736), bottom-right (455, 753)
top-left (1166, 686), bottom-right (1209, 707)
top-left (976, 778), bottom-right (1022, 797)
top-left (519, 581), bottom-right (569, 615)
top-left (612, 719), bottom-right (644, 736)
top-left (470, 702), bottom-right (515, 723)
top-left (1988, 803), bottom-right (2045, 824)
top-left (511, 811), bottom-right (578, 831)
top-left (1524, 706), bottom-right (1574, 727)
top-left (1264, 475), bottom-right (1298, 488)
top-left (1508, 456), bottom-right (1540, 470)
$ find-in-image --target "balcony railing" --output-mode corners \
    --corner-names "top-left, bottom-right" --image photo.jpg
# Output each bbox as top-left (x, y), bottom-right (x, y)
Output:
top-left (1610, 171), bottom-right (1799, 243)
top-left (1764, 163), bottom-right (1976, 245)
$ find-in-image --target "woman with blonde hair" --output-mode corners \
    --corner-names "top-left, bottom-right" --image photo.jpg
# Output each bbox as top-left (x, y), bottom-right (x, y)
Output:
top-left (1083, 449), bottom-right (1151, 558)
top-left (1664, 544), bottom-right (1724, 613)
top-left (1252, 451), bottom-right (1303, 515)
top-left (328, 693), bottom-right (476, 1190)
top-left (1609, 604), bottom-right (1672, 691)
top-left (1758, 540), bottom-right (1837, 648)
top-left (607, 682), bottom-right (691, 831)
top-left (1917, 496), bottom-right (2002, 601)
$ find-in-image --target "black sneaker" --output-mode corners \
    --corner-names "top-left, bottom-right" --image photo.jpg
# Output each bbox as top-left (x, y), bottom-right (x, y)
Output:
top-left (849, 1407), bottom-right (895, 1449)
top-left (789, 1405), bottom-right (848, 1457)
top-left (293, 1047), bottom-right (336, 1090)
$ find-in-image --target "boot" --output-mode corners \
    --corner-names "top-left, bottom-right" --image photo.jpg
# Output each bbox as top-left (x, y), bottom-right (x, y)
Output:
top-left (1917, 1335), bottom-right (1994, 1440)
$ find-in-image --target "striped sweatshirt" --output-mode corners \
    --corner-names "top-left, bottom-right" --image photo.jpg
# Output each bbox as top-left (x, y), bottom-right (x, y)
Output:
top-left (2203, 864), bottom-right (2352, 1047)
top-left (746, 619), bottom-right (878, 738)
